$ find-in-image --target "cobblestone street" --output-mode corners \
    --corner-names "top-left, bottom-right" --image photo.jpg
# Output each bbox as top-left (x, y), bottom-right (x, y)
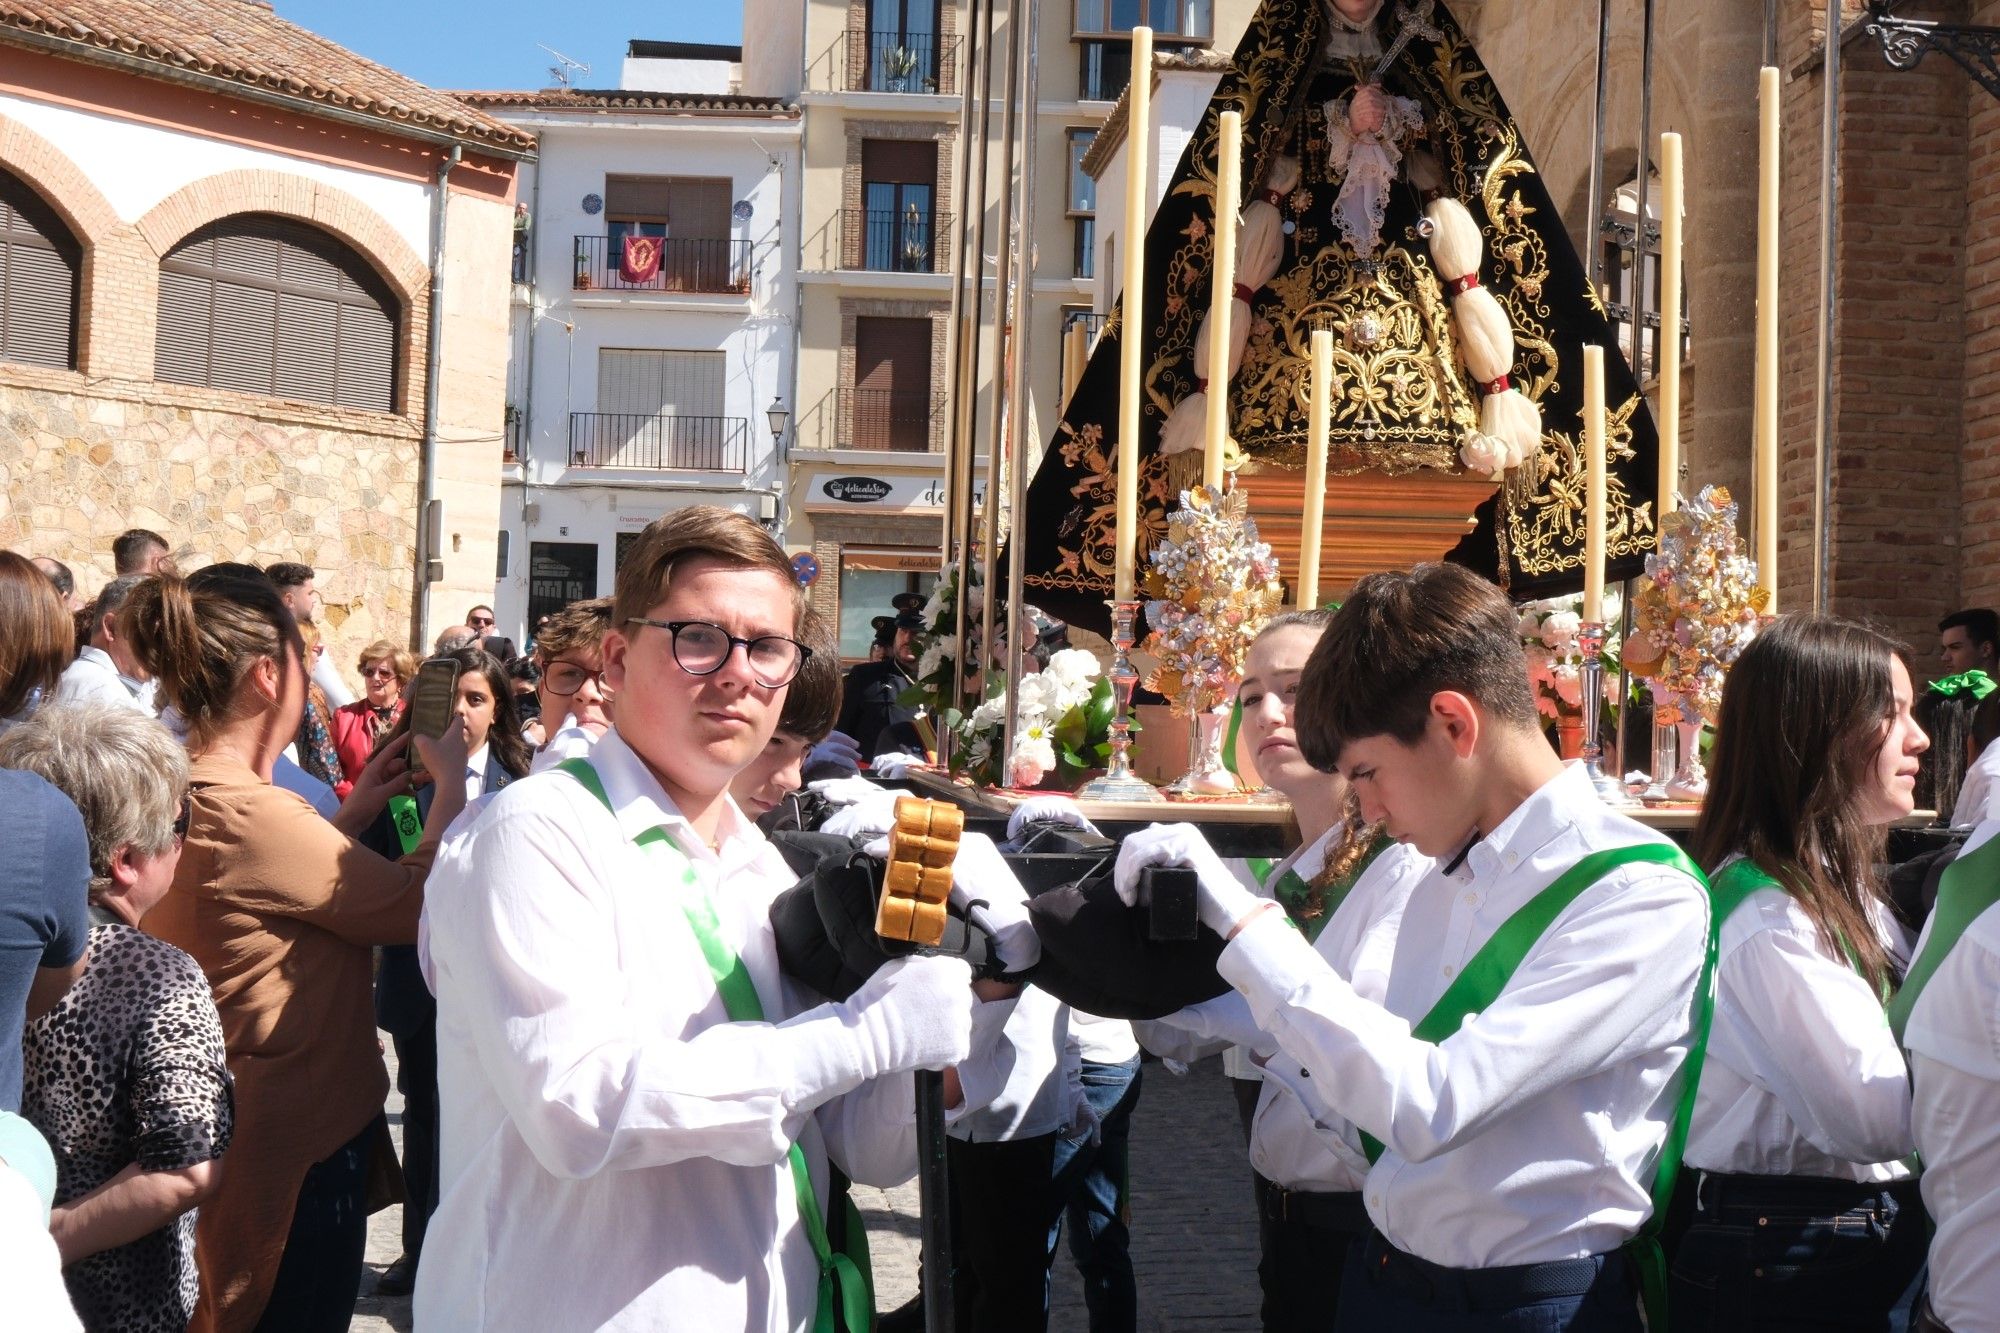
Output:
top-left (355, 1052), bottom-right (1260, 1332)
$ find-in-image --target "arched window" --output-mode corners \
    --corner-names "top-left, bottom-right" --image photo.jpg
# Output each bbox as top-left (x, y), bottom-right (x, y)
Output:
top-left (0, 169), bottom-right (81, 370)
top-left (156, 214), bottom-right (399, 413)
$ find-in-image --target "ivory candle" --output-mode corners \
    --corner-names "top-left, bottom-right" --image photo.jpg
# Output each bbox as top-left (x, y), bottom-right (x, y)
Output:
top-left (1114, 26), bottom-right (1154, 604)
top-left (1583, 344), bottom-right (1607, 624)
top-left (1755, 65), bottom-right (1780, 613)
top-left (1658, 131), bottom-right (1684, 523)
top-left (1300, 329), bottom-right (1332, 609)
top-left (1203, 110), bottom-right (1241, 491)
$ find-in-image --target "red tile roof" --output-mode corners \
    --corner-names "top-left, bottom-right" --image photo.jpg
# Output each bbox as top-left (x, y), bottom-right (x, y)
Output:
top-left (456, 88), bottom-right (798, 118)
top-left (0, 0), bottom-right (536, 154)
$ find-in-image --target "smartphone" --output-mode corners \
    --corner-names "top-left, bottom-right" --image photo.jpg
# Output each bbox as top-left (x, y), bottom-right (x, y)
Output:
top-left (404, 657), bottom-right (462, 780)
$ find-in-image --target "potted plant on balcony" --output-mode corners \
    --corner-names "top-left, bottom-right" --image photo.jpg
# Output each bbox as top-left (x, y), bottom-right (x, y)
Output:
top-left (883, 44), bottom-right (921, 92)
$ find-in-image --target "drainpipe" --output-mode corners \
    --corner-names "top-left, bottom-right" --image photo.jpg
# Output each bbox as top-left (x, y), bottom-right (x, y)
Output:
top-left (417, 144), bottom-right (462, 646)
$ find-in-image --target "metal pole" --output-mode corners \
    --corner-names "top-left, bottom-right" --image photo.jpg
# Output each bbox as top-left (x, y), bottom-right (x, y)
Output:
top-left (1630, 0), bottom-right (1656, 380)
top-left (980, 0), bottom-right (1026, 760)
top-left (1586, 0), bottom-right (1612, 291)
top-left (1812, 5), bottom-right (1841, 612)
top-left (914, 1070), bottom-right (952, 1333)
top-left (944, 0), bottom-right (998, 766)
top-left (1000, 0), bottom-right (1041, 773)
top-left (939, 1), bottom-right (985, 571)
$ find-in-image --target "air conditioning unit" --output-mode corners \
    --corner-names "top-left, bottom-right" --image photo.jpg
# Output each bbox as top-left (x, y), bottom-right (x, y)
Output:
top-left (757, 494), bottom-right (778, 522)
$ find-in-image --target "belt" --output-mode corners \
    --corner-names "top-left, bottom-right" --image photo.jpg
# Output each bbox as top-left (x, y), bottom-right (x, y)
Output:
top-left (1357, 1231), bottom-right (1621, 1313)
top-left (1255, 1177), bottom-right (1371, 1233)
top-left (1692, 1171), bottom-right (1921, 1219)
top-left (1914, 1292), bottom-right (1954, 1333)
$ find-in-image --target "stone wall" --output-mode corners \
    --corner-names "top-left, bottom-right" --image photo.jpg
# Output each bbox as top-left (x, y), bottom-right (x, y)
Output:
top-left (0, 366), bottom-right (421, 663)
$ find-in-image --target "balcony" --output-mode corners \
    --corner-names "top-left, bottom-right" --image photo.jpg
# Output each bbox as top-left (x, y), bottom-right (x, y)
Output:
top-left (841, 207), bottom-right (951, 274)
top-left (570, 236), bottom-right (751, 295)
top-left (837, 388), bottom-right (947, 452)
top-left (844, 30), bottom-right (960, 95)
top-left (568, 413), bottom-right (749, 472)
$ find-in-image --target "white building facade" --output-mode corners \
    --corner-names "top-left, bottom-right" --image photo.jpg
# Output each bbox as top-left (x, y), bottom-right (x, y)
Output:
top-left (466, 46), bottom-right (801, 643)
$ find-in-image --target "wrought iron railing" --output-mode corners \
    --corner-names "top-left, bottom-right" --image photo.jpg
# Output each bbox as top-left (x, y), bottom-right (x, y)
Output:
top-left (837, 388), bottom-right (946, 451)
top-left (1063, 310), bottom-right (1107, 341)
top-left (842, 207), bottom-right (950, 273)
top-left (570, 235), bottom-right (752, 294)
top-left (845, 30), bottom-right (960, 94)
top-left (567, 412), bottom-right (749, 472)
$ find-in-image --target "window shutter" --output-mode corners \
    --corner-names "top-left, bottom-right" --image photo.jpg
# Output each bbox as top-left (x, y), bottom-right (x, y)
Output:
top-left (0, 171), bottom-right (80, 370)
top-left (155, 214), bottom-right (400, 413)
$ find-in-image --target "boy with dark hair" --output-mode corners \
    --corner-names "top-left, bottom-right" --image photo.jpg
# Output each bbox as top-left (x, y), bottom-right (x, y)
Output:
top-left (1118, 562), bottom-right (1709, 1332)
top-left (1939, 608), bottom-right (2000, 675)
top-left (110, 529), bottom-right (170, 577)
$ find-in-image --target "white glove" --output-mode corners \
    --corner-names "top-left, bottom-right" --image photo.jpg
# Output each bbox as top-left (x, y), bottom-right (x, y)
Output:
top-left (948, 832), bottom-right (1040, 973)
top-left (1113, 823), bottom-right (1269, 938)
top-left (1155, 994), bottom-right (1279, 1058)
top-left (808, 775), bottom-right (888, 807)
top-left (1006, 796), bottom-right (1101, 843)
top-left (842, 955), bottom-right (976, 1078)
top-left (821, 788), bottom-right (905, 842)
top-left (870, 751), bottom-right (924, 780)
top-left (1059, 1077), bottom-right (1103, 1148)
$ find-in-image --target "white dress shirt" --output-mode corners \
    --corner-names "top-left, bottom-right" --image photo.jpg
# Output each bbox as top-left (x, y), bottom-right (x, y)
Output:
top-left (1684, 857), bottom-right (1914, 1181)
top-left (462, 743), bottom-right (492, 802)
top-left (53, 646), bottom-right (151, 712)
top-left (948, 986), bottom-right (1070, 1143)
top-left (1218, 762), bottom-right (1708, 1268)
top-left (415, 727), bottom-right (1015, 1332)
top-left (1905, 820), bottom-right (2000, 1330)
top-left (1951, 736), bottom-right (2000, 829)
top-left (529, 719), bottom-right (599, 774)
top-left (1068, 1009), bottom-right (1139, 1065)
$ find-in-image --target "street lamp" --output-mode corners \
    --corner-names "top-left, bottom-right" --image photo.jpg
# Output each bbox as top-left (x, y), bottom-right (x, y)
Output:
top-left (767, 397), bottom-right (790, 453)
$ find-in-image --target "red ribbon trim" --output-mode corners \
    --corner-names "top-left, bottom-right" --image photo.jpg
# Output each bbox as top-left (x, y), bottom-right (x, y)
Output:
top-left (1483, 375), bottom-right (1511, 396)
top-left (1447, 272), bottom-right (1481, 296)
top-left (1232, 283), bottom-right (1256, 304)
top-left (1258, 188), bottom-right (1286, 207)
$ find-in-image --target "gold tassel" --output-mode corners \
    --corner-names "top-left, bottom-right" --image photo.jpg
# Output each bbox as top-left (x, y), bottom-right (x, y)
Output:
top-left (1164, 449), bottom-right (1205, 499)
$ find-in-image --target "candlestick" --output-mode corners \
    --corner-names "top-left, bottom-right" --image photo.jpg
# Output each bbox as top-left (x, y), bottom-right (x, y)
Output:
top-left (1076, 600), bottom-right (1166, 802)
top-left (1579, 621), bottom-right (1625, 803)
top-left (1658, 131), bottom-right (1684, 523)
top-left (1114, 26), bottom-right (1154, 605)
top-left (1755, 65), bottom-right (1780, 614)
top-left (1583, 344), bottom-right (1607, 624)
top-left (1203, 110), bottom-right (1241, 491)
top-left (1300, 329), bottom-right (1332, 608)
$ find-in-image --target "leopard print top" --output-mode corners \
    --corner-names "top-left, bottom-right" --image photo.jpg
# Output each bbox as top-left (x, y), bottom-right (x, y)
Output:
top-left (22, 920), bottom-right (234, 1332)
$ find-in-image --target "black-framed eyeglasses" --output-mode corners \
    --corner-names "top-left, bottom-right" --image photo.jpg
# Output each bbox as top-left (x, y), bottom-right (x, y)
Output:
top-left (541, 659), bottom-right (605, 697)
top-left (171, 793), bottom-right (192, 844)
top-left (624, 617), bottom-right (812, 689)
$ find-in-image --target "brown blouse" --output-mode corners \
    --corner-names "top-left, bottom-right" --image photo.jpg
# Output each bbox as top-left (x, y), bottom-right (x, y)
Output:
top-left (144, 752), bottom-right (435, 1333)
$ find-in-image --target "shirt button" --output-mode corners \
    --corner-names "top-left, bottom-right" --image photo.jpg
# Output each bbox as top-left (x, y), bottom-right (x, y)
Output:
top-left (1442, 964), bottom-right (1456, 978)
top-left (1503, 851), bottom-right (1519, 867)
top-left (1463, 892), bottom-right (1478, 906)
top-left (1299, 1067), bottom-right (1311, 1079)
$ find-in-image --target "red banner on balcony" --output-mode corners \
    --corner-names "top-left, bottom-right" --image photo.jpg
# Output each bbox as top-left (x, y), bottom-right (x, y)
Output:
top-left (619, 235), bottom-right (662, 285)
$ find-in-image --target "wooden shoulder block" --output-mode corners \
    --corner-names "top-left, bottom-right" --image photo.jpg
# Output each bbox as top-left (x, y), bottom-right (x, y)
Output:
top-left (876, 796), bottom-right (962, 947)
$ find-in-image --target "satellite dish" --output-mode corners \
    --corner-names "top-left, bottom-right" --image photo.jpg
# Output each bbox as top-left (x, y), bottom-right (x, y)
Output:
top-left (732, 200), bottom-right (755, 222)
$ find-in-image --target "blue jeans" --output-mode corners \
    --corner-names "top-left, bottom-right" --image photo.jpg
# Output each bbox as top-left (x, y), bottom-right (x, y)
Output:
top-left (1668, 1173), bottom-right (1927, 1332)
top-left (1334, 1232), bottom-right (1641, 1333)
top-left (252, 1117), bottom-right (377, 1333)
top-left (1050, 1056), bottom-right (1143, 1333)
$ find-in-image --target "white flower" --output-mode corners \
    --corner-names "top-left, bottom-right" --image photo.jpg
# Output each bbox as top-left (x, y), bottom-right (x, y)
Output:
top-left (969, 695), bottom-right (1008, 732)
top-left (917, 638), bottom-right (953, 680)
top-left (1009, 731), bottom-right (1057, 787)
top-left (1044, 648), bottom-right (1100, 691)
top-left (1540, 610), bottom-right (1582, 653)
top-left (1550, 663), bottom-right (1584, 709)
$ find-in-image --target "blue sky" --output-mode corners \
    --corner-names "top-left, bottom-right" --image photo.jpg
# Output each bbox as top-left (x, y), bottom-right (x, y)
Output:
top-left (275, 1), bottom-right (743, 92)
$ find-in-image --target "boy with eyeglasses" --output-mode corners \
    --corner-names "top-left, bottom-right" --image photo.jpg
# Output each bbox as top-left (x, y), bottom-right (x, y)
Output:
top-left (526, 598), bottom-right (613, 770)
top-left (419, 507), bottom-right (1014, 1331)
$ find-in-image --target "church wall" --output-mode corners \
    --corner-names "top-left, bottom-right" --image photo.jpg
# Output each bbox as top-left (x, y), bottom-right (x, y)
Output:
top-left (1961, 0), bottom-right (2000, 614)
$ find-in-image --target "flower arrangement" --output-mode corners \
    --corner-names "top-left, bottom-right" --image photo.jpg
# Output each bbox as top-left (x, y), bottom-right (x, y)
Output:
top-left (1141, 484), bottom-right (1286, 716)
top-left (1517, 592), bottom-right (1622, 721)
top-left (1621, 484), bottom-right (1767, 727)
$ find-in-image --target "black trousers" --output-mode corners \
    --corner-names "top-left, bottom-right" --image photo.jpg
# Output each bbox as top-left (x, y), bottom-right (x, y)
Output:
top-left (252, 1117), bottom-right (377, 1333)
top-left (393, 1021), bottom-right (440, 1258)
top-left (1334, 1232), bottom-right (1640, 1333)
top-left (944, 1132), bottom-right (1065, 1333)
top-left (1254, 1176), bottom-right (1366, 1333)
top-left (1667, 1172), bottom-right (1927, 1332)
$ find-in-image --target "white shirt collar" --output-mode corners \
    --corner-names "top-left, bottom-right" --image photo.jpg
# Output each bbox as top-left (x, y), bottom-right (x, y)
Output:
top-left (587, 726), bottom-right (761, 864)
top-left (1456, 761), bottom-right (1593, 884)
top-left (465, 743), bottom-right (489, 778)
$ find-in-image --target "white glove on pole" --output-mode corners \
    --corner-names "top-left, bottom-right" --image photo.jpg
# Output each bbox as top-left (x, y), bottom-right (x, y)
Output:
top-left (841, 955), bottom-right (976, 1077)
top-left (1006, 796), bottom-right (1102, 843)
top-left (870, 751), bottom-right (924, 780)
top-left (822, 787), bottom-right (906, 842)
top-left (1113, 823), bottom-right (1270, 938)
top-left (948, 832), bottom-right (1041, 972)
top-left (1147, 993), bottom-right (1279, 1059)
top-left (808, 775), bottom-right (888, 808)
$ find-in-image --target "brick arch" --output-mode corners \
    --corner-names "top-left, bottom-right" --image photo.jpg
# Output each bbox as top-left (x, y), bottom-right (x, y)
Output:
top-left (135, 168), bottom-right (429, 306)
top-left (0, 113), bottom-right (123, 250)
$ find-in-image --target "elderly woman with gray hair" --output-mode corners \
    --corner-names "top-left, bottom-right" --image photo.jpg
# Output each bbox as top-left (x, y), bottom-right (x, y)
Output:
top-left (1, 701), bottom-right (234, 1333)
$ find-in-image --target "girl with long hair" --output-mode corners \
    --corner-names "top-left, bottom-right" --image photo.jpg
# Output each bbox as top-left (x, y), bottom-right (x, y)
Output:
top-left (120, 570), bottom-right (467, 1333)
top-left (1672, 615), bottom-right (1930, 1331)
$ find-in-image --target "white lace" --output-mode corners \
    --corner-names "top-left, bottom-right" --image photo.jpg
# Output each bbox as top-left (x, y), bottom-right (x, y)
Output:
top-left (1322, 91), bottom-right (1424, 255)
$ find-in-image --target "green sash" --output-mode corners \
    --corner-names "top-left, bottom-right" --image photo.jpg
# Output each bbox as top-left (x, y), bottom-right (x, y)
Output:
top-left (556, 759), bottom-right (874, 1333)
top-left (1354, 841), bottom-right (1712, 1333)
top-left (1888, 833), bottom-right (2000, 1043)
top-left (1249, 838), bottom-right (1387, 944)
